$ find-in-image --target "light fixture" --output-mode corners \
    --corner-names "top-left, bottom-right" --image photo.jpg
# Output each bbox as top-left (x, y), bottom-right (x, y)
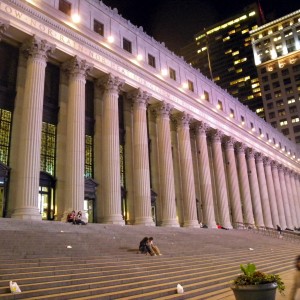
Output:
top-left (137, 54), bottom-right (143, 61)
top-left (71, 14), bottom-right (81, 23)
top-left (216, 104), bottom-right (221, 110)
top-left (260, 133), bottom-right (264, 138)
top-left (161, 69), bottom-right (168, 76)
top-left (251, 127), bottom-right (255, 132)
top-left (230, 113), bottom-right (234, 118)
top-left (200, 94), bottom-right (205, 100)
top-left (241, 121), bottom-right (245, 125)
top-left (107, 36), bottom-right (114, 43)
top-left (182, 82), bottom-right (188, 89)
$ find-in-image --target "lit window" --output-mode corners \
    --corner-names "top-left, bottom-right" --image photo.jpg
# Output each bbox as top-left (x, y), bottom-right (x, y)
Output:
top-left (230, 108), bottom-right (235, 118)
top-left (41, 122), bottom-right (56, 175)
top-left (85, 135), bottom-right (93, 178)
top-left (188, 80), bottom-right (194, 92)
top-left (288, 98), bottom-right (296, 104)
top-left (217, 100), bottom-right (223, 111)
top-left (203, 91), bottom-right (209, 101)
top-left (292, 117), bottom-right (300, 123)
top-left (0, 109), bottom-right (11, 165)
top-left (280, 119), bottom-right (288, 126)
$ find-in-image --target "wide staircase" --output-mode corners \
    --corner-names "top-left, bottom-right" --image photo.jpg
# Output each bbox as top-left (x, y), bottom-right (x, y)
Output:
top-left (0, 218), bottom-right (298, 299)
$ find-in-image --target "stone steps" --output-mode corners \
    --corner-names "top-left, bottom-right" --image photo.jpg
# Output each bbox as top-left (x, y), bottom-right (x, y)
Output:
top-left (0, 219), bottom-right (297, 299)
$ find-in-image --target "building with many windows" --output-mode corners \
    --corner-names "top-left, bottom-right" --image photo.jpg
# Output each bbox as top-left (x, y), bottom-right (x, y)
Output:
top-left (251, 10), bottom-right (300, 144)
top-left (0, 0), bottom-right (299, 230)
top-left (180, 3), bottom-right (265, 118)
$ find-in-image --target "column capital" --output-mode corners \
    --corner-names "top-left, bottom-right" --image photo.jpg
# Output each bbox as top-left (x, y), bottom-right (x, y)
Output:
top-left (97, 73), bottom-right (124, 93)
top-left (246, 147), bottom-right (256, 159)
top-left (254, 152), bottom-right (264, 163)
top-left (62, 55), bottom-right (93, 79)
top-left (235, 142), bottom-right (247, 154)
top-left (21, 35), bottom-right (55, 61)
top-left (223, 136), bottom-right (236, 150)
top-left (194, 121), bottom-right (210, 136)
top-left (151, 101), bottom-right (173, 118)
top-left (277, 164), bottom-right (284, 173)
top-left (263, 156), bottom-right (272, 167)
top-left (0, 19), bottom-right (9, 41)
top-left (271, 160), bottom-right (279, 170)
top-left (130, 88), bottom-right (151, 109)
top-left (209, 129), bottom-right (224, 143)
top-left (172, 111), bottom-right (192, 128)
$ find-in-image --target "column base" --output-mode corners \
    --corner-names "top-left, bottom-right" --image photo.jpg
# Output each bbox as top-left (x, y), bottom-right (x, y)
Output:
top-left (12, 207), bottom-right (42, 220)
top-left (135, 217), bottom-right (155, 226)
top-left (206, 222), bottom-right (218, 229)
top-left (183, 220), bottom-right (200, 228)
top-left (102, 215), bottom-right (125, 225)
top-left (220, 223), bottom-right (233, 230)
top-left (161, 219), bottom-right (180, 227)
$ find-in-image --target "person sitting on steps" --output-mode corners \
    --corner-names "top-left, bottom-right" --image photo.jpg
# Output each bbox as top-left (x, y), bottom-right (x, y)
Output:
top-left (138, 237), bottom-right (155, 256)
top-left (74, 211), bottom-right (87, 225)
top-left (67, 210), bottom-right (76, 224)
top-left (149, 237), bottom-right (162, 256)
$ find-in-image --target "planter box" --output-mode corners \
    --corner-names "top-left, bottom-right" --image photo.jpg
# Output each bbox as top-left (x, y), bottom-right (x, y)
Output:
top-left (231, 282), bottom-right (277, 300)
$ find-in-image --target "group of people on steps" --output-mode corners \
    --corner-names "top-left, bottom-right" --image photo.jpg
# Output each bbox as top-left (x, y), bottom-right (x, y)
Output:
top-left (139, 237), bottom-right (162, 256)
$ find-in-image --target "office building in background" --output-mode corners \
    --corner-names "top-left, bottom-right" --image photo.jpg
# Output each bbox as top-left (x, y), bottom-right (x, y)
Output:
top-left (251, 10), bottom-right (300, 144)
top-left (181, 3), bottom-right (265, 118)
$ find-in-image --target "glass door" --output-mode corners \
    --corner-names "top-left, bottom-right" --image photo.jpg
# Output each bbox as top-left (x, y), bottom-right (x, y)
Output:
top-left (0, 186), bottom-right (3, 217)
top-left (84, 199), bottom-right (94, 223)
top-left (38, 186), bottom-right (54, 220)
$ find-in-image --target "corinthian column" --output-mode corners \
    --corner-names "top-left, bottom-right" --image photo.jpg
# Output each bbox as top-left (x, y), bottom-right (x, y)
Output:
top-left (12, 36), bottom-right (55, 220)
top-left (0, 20), bottom-right (9, 41)
top-left (271, 161), bottom-right (287, 229)
top-left (285, 169), bottom-right (298, 228)
top-left (152, 102), bottom-right (179, 227)
top-left (223, 137), bottom-right (243, 227)
top-left (263, 157), bottom-right (279, 227)
top-left (255, 153), bottom-right (273, 228)
top-left (62, 56), bottom-right (93, 219)
top-left (235, 143), bottom-right (254, 226)
top-left (246, 148), bottom-right (264, 227)
top-left (278, 165), bottom-right (293, 229)
top-left (97, 74), bottom-right (125, 224)
top-left (174, 112), bottom-right (199, 227)
top-left (290, 172), bottom-right (300, 227)
top-left (131, 89), bottom-right (154, 226)
top-left (210, 129), bottom-right (232, 229)
top-left (194, 122), bottom-right (216, 228)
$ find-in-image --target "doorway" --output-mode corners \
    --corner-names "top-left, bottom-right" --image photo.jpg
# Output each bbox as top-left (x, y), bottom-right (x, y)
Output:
top-left (38, 186), bottom-right (54, 220)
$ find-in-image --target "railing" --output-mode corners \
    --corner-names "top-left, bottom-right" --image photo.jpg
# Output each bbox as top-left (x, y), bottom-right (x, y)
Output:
top-left (232, 222), bottom-right (300, 243)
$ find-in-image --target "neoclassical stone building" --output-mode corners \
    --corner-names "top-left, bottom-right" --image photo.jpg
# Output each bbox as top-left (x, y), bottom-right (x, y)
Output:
top-left (0, 0), bottom-right (299, 229)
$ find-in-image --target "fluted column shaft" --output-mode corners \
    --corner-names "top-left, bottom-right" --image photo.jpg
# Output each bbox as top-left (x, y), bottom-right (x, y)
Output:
top-left (271, 162), bottom-right (287, 229)
top-left (99, 74), bottom-right (125, 224)
top-left (255, 153), bottom-right (273, 228)
top-left (235, 144), bottom-right (254, 226)
top-left (290, 173), bottom-right (300, 227)
top-left (296, 175), bottom-right (300, 225)
top-left (223, 138), bottom-right (243, 227)
top-left (210, 130), bottom-right (232, 229)
top-left (175, 112), bottom-right (199, 227)
top-left (132, 89), bottom-right (154, 226)
top-left (263, 157), bottom-right (280, 227)
top-left (278, 166), bottom-right (293, 229)
top-left (153, 102), bottom-right (179, 227)
top-left (246, 149), bottom-right (264, 227)
top-left (195, 122), bottom-right (216, 228)
top-left (13, 37), bottom-right (55, 220)
top-left (285, 170), bottom-right (298, 228)
top-left (63, 56), bottom-right (93, 219)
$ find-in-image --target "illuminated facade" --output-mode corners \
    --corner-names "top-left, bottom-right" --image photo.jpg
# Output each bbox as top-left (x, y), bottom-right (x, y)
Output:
top-left (0, 0), bottom-right (299, 230)
top-left (180, 4), bottom-right (265, 118)
top-left (251, 10), bottom-right (300, 144)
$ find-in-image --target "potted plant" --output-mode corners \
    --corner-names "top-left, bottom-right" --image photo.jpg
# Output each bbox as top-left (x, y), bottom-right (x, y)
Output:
top-left (230, 263), bottom-right (285, 300)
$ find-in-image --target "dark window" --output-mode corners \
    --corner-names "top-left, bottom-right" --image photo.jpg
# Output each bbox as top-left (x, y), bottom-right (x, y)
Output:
top-left (269, 112), bottom-right (275, 119)
top-left (262, 75), bottom-right (268, 82)
top-left (265, 93), bottom-right (272, 100)
top-left (148, 54), bottom-right (156, 68)
top-left (292, 65), bottom-right (300, 73)
top-left (271, 121), bottom-right (277, 128)
top-left (188, 80), bottom-right (194, 92)
top-left (259, 128), bottom-right (262, 135)
top-left (260, 67), bottom-right (267, 74)
top-left (169, 68), bottom-right (176, 81)
top-left (289, 106), bottom-right (297, 113)
top-left (93, 20), bottom-right (104, 36)
top-left (283, 78), bottom-right (291, 85)
top-left (59, 0), bottom-right (71, 16)
top-left (267, 103), bottom-right (274, 109)
top-left (123, 38), bottom-right (132, 53)
top-left (295, 136), bottom-right (300, 143)
top-left (217, 100), bottom-right (223, 111)
top-left (241, 115), bottom-right (245, 123)
top-left (295, 74), bottom-right (300, 81)
top-left (282, 69), bottom-right (289, 76)
top-left (264, 84), bottom-right (270, 91)
top-left (272, 81), bottom-right (280, 88)
top-left (282, 128), bottom-right (289, 136)
top-left (294, 125), bottom-right (300, 133)
top-left (270, 73), bottom-right (278, 80)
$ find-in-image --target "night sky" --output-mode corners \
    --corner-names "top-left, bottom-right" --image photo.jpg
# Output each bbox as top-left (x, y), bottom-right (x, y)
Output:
top-left (101, 0), bottom-right (300, 54)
